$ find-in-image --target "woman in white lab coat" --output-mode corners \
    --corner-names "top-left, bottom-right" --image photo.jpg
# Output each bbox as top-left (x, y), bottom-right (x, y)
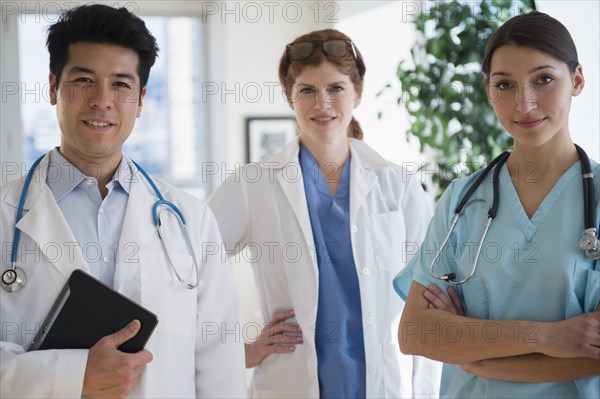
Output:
top-left (208, 29), bottom-right (441, 398)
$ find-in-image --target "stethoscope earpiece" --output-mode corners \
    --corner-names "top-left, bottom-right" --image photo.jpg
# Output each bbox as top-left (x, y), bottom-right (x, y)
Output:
top-left (1, 267), bottom-right (27, 293)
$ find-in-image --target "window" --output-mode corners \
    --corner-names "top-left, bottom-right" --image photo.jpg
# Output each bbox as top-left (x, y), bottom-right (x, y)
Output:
top-left (17, 14), bottom-right (207, 197)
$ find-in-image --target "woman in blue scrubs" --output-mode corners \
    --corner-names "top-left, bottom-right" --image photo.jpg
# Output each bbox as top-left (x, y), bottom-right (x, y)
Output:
top-left (209, 29), bottom-right (441, 397)
top-left (395, 11), bottom-right (599, 398)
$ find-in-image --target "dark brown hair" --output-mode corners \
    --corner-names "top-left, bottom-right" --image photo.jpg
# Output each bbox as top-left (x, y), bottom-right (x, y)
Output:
top-left (278, 29), bottom-right (366, 140)
top-left (482, 11), bottom-right (579, 76)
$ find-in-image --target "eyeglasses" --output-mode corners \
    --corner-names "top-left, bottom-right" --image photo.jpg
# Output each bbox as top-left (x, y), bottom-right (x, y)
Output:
top-left (286, 39), bottom-right (358, 62)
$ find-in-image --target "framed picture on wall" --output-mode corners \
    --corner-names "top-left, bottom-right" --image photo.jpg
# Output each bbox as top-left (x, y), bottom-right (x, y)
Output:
top-left (246, 116), bottom-right (298, 163)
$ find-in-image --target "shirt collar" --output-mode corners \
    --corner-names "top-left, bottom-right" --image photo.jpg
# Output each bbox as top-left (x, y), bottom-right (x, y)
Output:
top-left (46, 148), bottom-right (133, 201)
top-left (46, 148), bottom-right (86, 202)
top-left (112, 155), bottom-right (133, 195)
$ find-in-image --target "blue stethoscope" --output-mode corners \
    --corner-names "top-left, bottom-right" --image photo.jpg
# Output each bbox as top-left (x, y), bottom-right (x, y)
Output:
top-left (430, 144), bottom-right (600, 285)
top-left (1, 155), bottom-right (200, 293)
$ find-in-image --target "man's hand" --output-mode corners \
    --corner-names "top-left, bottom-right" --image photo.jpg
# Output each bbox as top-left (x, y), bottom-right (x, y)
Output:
top-left (245, 310), bottom-right (302, 368)
top-left (82, 320), bottom-right (153, 399)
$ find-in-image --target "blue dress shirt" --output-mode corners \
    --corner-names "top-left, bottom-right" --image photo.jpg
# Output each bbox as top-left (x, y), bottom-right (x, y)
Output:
top-left (299, 144), bottom-right (366, 398)
top-left (46, 148), bottom-right (131, 287)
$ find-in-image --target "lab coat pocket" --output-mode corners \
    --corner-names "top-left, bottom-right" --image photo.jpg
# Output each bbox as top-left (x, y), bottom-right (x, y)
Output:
top-left (366, 210), bottom-right (406, 273)
top-left (139, 250), bottom-right (197, 336)
top-left (566, 259), bottom-right (597, 318)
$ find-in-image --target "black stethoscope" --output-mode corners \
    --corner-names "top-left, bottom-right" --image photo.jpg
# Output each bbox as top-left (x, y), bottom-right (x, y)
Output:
top-left (1, 155), bottom-right (200, 293)
top-left (430, 144), bottom-right (600, 285)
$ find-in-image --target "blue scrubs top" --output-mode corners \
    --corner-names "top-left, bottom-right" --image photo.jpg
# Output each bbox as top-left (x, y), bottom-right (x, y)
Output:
top-left (394, 160), bottom-right (600, 398)
top-left (300, 144), bottom-right (366, 398)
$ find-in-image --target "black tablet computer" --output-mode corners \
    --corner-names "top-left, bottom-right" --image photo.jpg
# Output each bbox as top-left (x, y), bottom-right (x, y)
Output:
top-left (28, 269), bottom-right (158, 353)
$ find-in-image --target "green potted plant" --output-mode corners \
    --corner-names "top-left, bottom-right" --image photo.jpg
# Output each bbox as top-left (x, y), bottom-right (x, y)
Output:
top-left (384, 0), bottom-right (533, 198)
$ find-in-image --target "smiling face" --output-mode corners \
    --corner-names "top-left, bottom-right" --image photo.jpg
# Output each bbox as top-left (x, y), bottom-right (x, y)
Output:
top-left (485, 44), bottom-right (584, 151)
top-left (290, 61), bottom-right (360, 148)
top-left (50, 42), bottom-right (146, 168)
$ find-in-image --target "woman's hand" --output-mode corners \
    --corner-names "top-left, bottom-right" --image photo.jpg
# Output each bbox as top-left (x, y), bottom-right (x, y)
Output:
top-left (245, 310), bottom-right (303, 368)
top-left (538, 311), bottom-right (600, 359)
top-left (424, 284), bottom-right (465, 316)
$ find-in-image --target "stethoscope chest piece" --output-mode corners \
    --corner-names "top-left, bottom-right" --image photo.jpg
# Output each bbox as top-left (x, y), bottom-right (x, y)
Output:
top-left (1, 266), bottom-right (27, 293)
top-left (580, 228), bottom-right (600, 259)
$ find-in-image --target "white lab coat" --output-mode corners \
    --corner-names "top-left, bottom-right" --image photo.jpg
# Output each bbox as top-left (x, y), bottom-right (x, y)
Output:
top-left (209, 138), bottom-right (442, 398)
top-left (0, 153), bottom-right (247, 398)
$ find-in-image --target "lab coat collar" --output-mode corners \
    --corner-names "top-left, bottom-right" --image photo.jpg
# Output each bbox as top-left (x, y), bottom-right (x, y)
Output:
top-left (268, 139), bottom-right (320, 318)
top-left (3, 152), bottom-right (90, 279)
top-left (271, 137), bottom-right (386, 320)
top-left (2, 154), bottom-right (171, 287)
top-left (347, 139), bottom-right (382, 222)
top-left (262, 137), bottom-right (389, 171)
top-left (4, 153), bottom-right (52, 210)
top-left (269, 137), bottom-right (387, 239)
top-left (347, 138), bottom-right (389, 170)
top-left (2, 153), bottom-right (157, 211)
top-left (275, 153), bottom-right (316, 271)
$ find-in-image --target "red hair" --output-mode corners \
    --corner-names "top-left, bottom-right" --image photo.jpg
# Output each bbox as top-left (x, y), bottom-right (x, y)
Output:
top-left (278, 29), bottom-right (366, 140)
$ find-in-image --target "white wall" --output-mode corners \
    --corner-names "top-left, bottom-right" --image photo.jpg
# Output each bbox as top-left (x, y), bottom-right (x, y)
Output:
top-left (538, 0), bottom-right (600, 160)
top-left (0, 12), bottom-right (23, 166)
top-left (336, 2), bottom-right (422, 167)
top-left (4, 1), bottom-right (595, 168)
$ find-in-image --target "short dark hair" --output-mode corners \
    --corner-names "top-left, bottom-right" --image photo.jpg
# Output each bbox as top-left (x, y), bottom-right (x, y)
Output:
top-left (482, 11), bottom-right (578, 75)
top-left (46, 4), bottom-right (159, 95)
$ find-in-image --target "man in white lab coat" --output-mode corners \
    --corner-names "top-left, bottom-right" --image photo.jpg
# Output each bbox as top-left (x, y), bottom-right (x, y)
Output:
top-left (0, 4), bottom-right (246, 398)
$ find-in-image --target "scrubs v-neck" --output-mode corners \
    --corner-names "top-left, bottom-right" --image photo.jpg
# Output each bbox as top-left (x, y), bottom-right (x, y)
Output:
top-left (300, 144), bottom-right (366, 398)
